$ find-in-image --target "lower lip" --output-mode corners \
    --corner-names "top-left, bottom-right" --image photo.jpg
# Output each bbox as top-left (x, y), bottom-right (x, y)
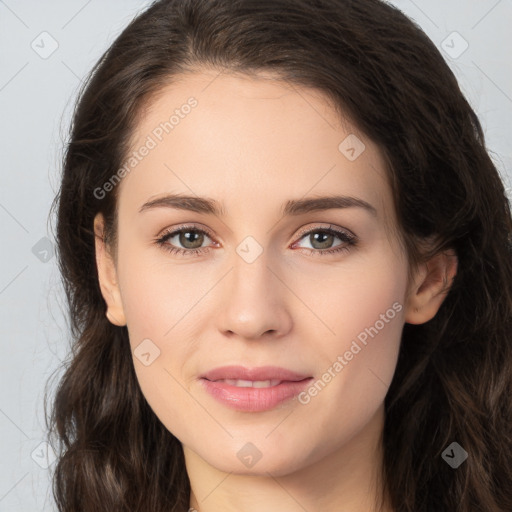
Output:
top-left (200, 378), bottom-right (313, 412)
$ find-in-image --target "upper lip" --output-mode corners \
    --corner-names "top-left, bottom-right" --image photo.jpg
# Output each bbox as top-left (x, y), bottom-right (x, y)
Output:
top-left (201, 365), bottom-right (311, 382)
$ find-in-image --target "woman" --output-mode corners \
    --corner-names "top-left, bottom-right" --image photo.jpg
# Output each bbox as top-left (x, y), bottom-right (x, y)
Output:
top-left (46, 0), bottom-right (512, 510)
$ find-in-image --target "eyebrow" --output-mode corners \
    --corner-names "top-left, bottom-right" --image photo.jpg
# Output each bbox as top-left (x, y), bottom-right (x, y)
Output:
top-left (139, 193), bottom-right (377, 217)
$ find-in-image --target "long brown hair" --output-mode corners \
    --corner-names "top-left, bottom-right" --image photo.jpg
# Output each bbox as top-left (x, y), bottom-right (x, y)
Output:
top-left (46, 0), bottom-right (512, 510)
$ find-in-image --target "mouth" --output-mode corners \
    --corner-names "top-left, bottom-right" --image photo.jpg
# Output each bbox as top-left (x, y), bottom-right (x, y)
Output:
top-left (200, 364), bottom-right (311, 383)
top-left (199, 366), bottom-right (313, 412)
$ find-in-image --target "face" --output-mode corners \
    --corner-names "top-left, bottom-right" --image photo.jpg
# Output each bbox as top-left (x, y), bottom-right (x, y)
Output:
top-left (94, 69), bottom-right (451, 478)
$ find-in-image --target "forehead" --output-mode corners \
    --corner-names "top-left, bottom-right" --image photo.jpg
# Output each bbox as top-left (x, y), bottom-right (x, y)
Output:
top-left (118, 69), bottom-right (396, 230)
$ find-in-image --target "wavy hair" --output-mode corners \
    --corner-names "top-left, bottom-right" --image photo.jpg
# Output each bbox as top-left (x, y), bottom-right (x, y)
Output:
top-left (46, 0), bottom-right (512, 510)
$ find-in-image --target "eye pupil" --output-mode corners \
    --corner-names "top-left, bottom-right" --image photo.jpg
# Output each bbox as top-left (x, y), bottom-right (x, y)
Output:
top-left (311, 232), bottom-right (334, 249)
top-left (180, 230), bottom-right (204, 249)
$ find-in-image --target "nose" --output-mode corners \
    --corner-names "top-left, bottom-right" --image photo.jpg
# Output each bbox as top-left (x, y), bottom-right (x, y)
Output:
top-left (216, 249), bottom-right (293, 341)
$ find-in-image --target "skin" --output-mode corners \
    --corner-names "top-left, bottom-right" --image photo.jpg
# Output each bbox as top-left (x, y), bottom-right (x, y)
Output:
top-left (94, 69), bottom-right (457, 512)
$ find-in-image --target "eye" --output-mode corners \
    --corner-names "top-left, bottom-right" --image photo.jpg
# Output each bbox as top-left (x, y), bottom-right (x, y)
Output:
top-left (291, 224), bottom-right (357, 256)
top-left (155, 224), bottom-right (217, 257)
top-left (155, 223), bottom-right (357, 258)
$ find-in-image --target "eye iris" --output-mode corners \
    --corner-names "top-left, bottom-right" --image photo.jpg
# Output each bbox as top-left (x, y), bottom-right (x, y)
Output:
top-left (180, 230), bottom-right (204, 249)
top-left (311, 232), bottom-right (334, 249)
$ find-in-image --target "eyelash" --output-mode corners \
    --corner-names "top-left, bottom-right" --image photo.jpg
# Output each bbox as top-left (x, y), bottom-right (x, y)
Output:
top-left (154, 224), bottom-right (358, 258)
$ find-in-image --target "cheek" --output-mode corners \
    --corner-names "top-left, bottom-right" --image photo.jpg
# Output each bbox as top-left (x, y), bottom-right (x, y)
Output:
top-left (113, 236), bottom-right (207, 433)
top-left (295, 244), bottom-right (407, 361)
top-left (302, 250), bottom-right (406, 432)
top-left (120, 266), bottom-right (202, 444)
top-left (116, 232), bottom-right (207, 343)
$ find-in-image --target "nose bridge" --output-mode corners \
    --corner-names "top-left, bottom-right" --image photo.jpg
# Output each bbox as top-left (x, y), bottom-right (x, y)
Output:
top-left (229, 239), bottom-right (275, 304)
top-left (216, 236), bottom-right (292, 339)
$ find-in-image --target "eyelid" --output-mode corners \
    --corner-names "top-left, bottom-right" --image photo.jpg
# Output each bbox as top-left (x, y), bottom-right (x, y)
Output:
top-left (157, 222), bottom-right (355, 246)
top-left (157, 223), bottom-right (217, 241)
top-left (294, 223), bottom-right (356, 241)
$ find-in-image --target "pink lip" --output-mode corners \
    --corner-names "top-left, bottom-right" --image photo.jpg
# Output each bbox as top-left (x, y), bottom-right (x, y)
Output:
top-left (199, 366), bottom-right (313, 412)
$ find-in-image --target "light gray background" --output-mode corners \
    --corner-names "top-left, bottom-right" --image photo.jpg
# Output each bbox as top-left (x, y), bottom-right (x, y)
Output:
top-left (0, 1), bottom-right (510, 510)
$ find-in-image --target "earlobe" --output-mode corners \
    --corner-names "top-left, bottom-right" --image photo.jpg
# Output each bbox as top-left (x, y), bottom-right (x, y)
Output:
top-left (404, 249), bottom-right (458, 325)
top-left (93, 213), bottom-right (127, 326)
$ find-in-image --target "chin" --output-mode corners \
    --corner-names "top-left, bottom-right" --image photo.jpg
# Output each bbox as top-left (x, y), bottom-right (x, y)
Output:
top-left (198, 443), bottom-right (311, 477)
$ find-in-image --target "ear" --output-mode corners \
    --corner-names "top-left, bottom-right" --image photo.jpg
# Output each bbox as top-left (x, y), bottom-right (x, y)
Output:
top-left (94, 213), bottom-right (126, 326)
top-left (404, 248), bottom-right (458, 324)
